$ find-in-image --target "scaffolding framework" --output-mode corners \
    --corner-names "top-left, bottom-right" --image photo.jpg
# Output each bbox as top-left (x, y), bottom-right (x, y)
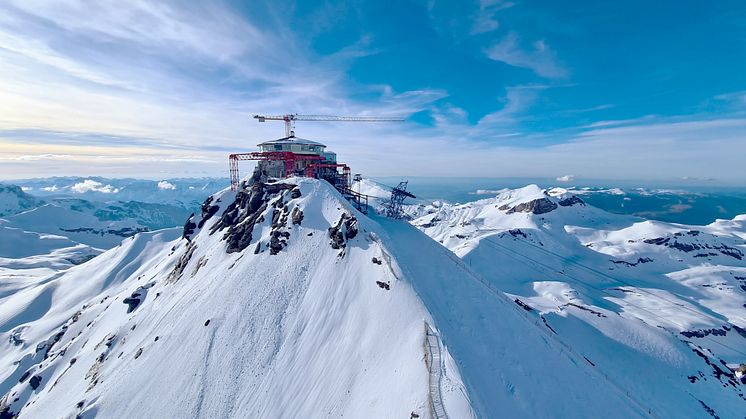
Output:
top-left (228, 152), bottom-right (322, 190)
top-left (304, 162), bottom-right (351, 189)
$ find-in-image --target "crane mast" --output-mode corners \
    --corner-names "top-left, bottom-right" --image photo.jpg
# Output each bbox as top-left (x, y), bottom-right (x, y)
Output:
top-left (253, 113), bottom-right (404, 137)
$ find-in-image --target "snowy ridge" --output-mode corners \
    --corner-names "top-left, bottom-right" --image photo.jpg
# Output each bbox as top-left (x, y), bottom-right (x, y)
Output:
top-left (412, 184), bottom-right (746, 417)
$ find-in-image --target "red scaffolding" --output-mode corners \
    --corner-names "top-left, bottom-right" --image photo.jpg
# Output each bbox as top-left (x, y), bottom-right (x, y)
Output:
top-left (304, 163), bottom-right (351, 189)
top-left (229, 152), bottom-right (322, 190)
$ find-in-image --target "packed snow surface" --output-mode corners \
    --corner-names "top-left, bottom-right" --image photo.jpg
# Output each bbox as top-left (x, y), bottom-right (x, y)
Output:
top-left (411, 185), bottom-right (746, 418)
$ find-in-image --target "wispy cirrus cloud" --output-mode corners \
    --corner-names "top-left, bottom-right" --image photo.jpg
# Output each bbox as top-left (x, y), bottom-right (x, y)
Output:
top-left (485, 32), bottom-right (567, 78)
top-left (0, 0), bottom-right (447, 178)
top-left (470, 0), bottom-right (514, 35)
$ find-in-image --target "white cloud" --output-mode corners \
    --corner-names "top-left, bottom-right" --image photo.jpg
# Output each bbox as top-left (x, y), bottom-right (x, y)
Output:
top-left (485, 33), bottom-right (567, 78)
top-left (42, 185), bottom-right (58, 192)
top-left (472, 189), bottom-right (504, 195)
top-left (157, 180), bottom-right (176, 190)
top-left (0, 154), bottom-right (74, 161)
top-left (470, 0), bottom-right (514, 35)
top-left (21, 186), bottom-right (32, 192)
top-left (555, 175), bottom-right (575, 182)
top-left (70, 179), bottom-right (119, 193)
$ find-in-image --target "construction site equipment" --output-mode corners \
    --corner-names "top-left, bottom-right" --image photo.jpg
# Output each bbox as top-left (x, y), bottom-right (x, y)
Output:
top-left (304, 163), bottom-right (351, 190)
top-left (253, 114), bottom-right (405, 137)
top-left (229, 152), bottom-right (322, 190)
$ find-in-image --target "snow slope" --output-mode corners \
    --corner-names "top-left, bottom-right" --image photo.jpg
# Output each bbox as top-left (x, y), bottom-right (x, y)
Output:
top-left (0, 179), bottom-right (469, 418)
top-left (0, 179), bottom-right (653, 418)
top-left (2, 203), bottom-right (150, 249)
top-left (412, 185), bottom-right (746, 418)
top-left (0, 185), bottom-right (43, 218)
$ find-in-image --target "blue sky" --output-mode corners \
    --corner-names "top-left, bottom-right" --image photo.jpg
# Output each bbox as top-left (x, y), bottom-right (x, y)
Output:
top-left (1, 0), bottom-right (745, 183)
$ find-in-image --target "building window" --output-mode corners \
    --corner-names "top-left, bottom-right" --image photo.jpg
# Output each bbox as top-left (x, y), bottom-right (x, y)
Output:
top-left (274, 145), bottom-right (283, 151)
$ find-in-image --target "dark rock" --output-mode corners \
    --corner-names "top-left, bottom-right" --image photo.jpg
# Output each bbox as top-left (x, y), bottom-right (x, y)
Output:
top-left (36, 326), bottom-right (68, 359)
top-left (418, 217), bottom-right (441, 228)
top-left (644, 237), bottom-right (670, 245)
top-left (505, 198), bottom-right (557, 215)
top-left (291, 207), bottom-right (304, 225)
top-left (210, 182), bottom-right (296, 254)
top-left (291, 188), bottom-right (302, 199)
top-left (328, 214), bottom-right (359, 250)
top-left (254, 242), bottom-right (261, 254)
top-left (508, 229), bottom-right (527, 238)
top-left (514, 299), bottom-right (533, 311)
top-left (122, 294), bottom-right (142, 313)
top-left (558, 195), bottom-right (585, 207)
top-left (376, 281), bottom-right (390, 290)
top-left (9, 328), bottom-right (24, 346)
top-left (29, 375), bottom-right (42, 390)
top-left (134, 348), bottom-right (143, 359)
top-left (372, 257), bottom-right (382, 265)
top-left (566, 303), bottom-right (606, 317)
top-left (698, 400), bottom-right (719, 418)
top-left (611, 257), bottom-right (654, 267)
top-left (690, 347), bottom-right (736, 384)
top-left (198, 196), bottom-right (220, 228)
top-left (269, 232), bottom-right (285, 255)
top-left (167, 241), bottom-right (197, 283)
top-left (541, 316), bottom-right (557, 334)
top-left (18, 370), bottom-right (31, 383)
top-left (680, 328), bottom-right (727, 338)
top-left (182, 214), bottom-right (197, 241)
top-left (0, 405), bottom-right (14, 419)
top-left (204, 319), bottom-right (211, 326)
top-left (122, 283), bottom-right (155, 312)
top-left (271, 209), bottom-right (281, 228)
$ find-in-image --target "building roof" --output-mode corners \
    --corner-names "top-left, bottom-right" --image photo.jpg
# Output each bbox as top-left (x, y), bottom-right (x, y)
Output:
top-left (257, 135), bottom-right (326, 148)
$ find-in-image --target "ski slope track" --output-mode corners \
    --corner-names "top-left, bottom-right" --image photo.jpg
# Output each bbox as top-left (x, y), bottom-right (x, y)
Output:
top-left (412, 184), bottom-right (746, 418)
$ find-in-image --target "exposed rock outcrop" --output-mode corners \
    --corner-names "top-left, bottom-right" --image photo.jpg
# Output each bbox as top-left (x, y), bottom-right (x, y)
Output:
top-left (328, 214), bottom-right (359, 250)
top-left (500, 198), bottom-right (557, 215)
top-left (211, 182), bottom-right (296, 254)
top-left (558, 196), bottom-right (585, 207)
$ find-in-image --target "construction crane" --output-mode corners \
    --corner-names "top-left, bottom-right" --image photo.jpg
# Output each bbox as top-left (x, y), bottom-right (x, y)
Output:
top-left (253, 114), bottom-right (405, 137)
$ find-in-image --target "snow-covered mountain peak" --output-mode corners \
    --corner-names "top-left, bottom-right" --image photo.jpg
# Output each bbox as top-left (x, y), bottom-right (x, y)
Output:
top-left (2, 178), bottom-right (667, 418)
top-left (0, 178), bottom-right (475, 418)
